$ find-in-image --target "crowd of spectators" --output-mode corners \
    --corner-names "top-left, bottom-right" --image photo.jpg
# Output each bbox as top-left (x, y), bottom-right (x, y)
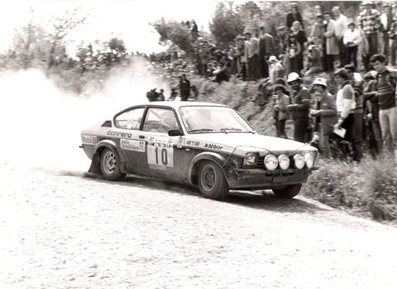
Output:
top-left (147, 2), bottom-right (397, 162)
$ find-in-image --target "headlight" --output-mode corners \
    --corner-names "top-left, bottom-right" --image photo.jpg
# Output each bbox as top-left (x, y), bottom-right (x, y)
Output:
top-left (264, 154), bottom-right (278, 170)
top-left (243, 153), bottom-right (258, 166)
top-left (304, 151), bottom-right (316, 169)
top-left (293, 154), bottom-right (305, 169)
top-left (278, 154), bottom-right (290, 170)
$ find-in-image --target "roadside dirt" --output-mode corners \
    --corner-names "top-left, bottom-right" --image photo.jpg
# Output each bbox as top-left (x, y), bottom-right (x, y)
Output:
top-left (1, 160), bottom-right (397, 289)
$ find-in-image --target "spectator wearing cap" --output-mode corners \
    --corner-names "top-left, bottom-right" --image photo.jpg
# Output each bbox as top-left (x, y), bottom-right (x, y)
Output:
top-left (334, 68), bottom-right (363, 162)
top-left (332, 6), bottom-right (349, 67)
top-left (259, 26), bottom-right (275, 78)
top-left (358, 2), bottom-right (381, 63)
top-left (309, 78), bottom-right (337, 157)
top-left (371, 53), bottom-right (397, 161)
top-left (286, 72), bottom-right (311, 142)
top-left (269, 55), bottom-right (285, 83)
top-left (323, 11), bottom-right (339, 72)
top-left (286, 2), bottom-right (304, 30)
top-left (273, 84), bottom-right (290, 138)
top-left (343, 21), bottom-right (362, 68)
top-left (363, 70), bottom-right (383, 155)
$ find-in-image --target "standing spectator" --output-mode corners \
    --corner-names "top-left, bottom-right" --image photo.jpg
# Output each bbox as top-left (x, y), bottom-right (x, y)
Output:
top-left (379, 4), bottom-right (393, 57)
top-left (309, 78), bottom-right (337, 158)
top-left (343, 22), bottom-right (362, 68)
top-left (332, 6), bottom-right (349, 67)
top-left (388, 13), bottom-right (397, 66)
top-left (287, 21), bottom-right (306, 74)
top-left (286, 2), bottom-right (304, 29)
top-left (245, 30), bottom-right (260, 80)
top-left (190, 19), bottom-right (199, 41)
top-left (323, 11), bottom-right (339, 72)
top-left (269, 55), bottom-right (285, 83)
top-left (243, 32), bottom-right (252, 80)
top-left (286, 72), bottom-right (311, 143)
top-left (235, 35), bottom-right (246, 79)
top-left (371, 54), bottom-right (397, 161)
top-left (179, 74), bottom-right (191, 101)
top-left (286, 35), bottom-right (302, 74)
top-left (359, 2), bottom-right (381, 69)
top-left (334, 68), bottom-right (362, 162)
top-left (309, 14), bottom-right (325, 49)
top-left (345, 64), bottom-right (364, 160)
top-left (259, 26), bottom-right (275, 78)
top-left (275, 26), bottom-right (288, 56)
top-left (169, 88), bottom-right (178, 101)
top-left (273, 84), bottom-right (290, 138)
top-left (363, 70), bottom-right (383, 155)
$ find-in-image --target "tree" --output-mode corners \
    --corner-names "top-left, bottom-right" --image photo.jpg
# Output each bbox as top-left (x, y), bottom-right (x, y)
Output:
top-left (209, 2), bottom-right (244, 47)
top-left (152, 19), bottom-right (193, 55)
top-left (47, 7), bottom-right (87, 67)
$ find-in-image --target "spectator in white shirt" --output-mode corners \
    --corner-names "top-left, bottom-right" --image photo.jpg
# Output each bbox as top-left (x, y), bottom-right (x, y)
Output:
top-left (332, 6), bottom-right (349, 66)
top-left (343, 22), bottom-right (362, 68)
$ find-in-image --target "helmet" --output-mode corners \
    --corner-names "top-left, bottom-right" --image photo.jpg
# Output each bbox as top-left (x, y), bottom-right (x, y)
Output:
top-left (312, 77), bottom-right (327, 88)
top-left (287, 72), bottom-right (301, 83)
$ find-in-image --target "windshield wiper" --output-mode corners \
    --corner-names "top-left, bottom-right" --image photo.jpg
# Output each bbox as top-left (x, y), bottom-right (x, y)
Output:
top-left (220, 128), bottom-right (242, 132)
top-left (189, 128), bottom-right (215, 133)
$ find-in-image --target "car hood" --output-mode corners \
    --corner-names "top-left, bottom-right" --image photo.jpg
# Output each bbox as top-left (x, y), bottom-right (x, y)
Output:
top-left (185, 133), bottom-right (315, 156)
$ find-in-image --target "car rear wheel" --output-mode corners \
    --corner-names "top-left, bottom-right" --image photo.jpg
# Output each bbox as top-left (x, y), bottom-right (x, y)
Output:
top-left (272, 184), bottom-right (302, 199)
top-left (100, 148), bottom-right (126, 181)
top-left (198, 161), bottom-right (229, 200)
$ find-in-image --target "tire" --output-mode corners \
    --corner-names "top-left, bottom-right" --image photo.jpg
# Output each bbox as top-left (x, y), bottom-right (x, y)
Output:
top-left (100, 148), bottom-right (126, 181)
top-left (272, 184), bottom-right (302, 199)
top-left (198, 161), bottom-right (229, 200)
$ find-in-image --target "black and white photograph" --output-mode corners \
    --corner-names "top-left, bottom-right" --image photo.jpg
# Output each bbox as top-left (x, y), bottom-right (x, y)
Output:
top-left (1, 0), bottom-right (397, 288)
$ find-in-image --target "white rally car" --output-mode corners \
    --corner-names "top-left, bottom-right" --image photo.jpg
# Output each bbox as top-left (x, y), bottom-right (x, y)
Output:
top-left (81, 102), bottom-right (318, 200)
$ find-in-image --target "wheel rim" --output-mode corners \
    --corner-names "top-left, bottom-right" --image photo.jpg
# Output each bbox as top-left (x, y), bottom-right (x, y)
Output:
top-left (102, 150), bottom-right (117, 175)
top-left (201, 164), bottom-right (216, 191)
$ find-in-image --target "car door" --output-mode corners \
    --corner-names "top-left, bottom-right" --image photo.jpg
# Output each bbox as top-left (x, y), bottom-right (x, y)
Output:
top-left (138, 107), bottom-right (182, 179)
top-left (113, 106), bottom-right (146, 174)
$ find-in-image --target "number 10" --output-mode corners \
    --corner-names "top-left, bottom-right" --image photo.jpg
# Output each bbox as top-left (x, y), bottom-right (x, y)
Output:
top-left (155, 147), bottom-right (168, 165)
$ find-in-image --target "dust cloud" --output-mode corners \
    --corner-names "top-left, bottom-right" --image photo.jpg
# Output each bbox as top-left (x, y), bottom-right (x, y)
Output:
top-left (0, 56), bottom-right (170, 175)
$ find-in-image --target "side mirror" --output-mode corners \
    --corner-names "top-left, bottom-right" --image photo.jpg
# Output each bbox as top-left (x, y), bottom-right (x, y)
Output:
top-left (168, 129), bottom-right (184, 136)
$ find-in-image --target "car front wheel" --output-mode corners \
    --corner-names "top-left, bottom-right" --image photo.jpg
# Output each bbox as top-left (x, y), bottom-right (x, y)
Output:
top-left (272, 184), bottom-right (302, 199)
top-left (198, 161), bottom-right (229, 200)
top-left (100, 148), bottom-right (126, 181)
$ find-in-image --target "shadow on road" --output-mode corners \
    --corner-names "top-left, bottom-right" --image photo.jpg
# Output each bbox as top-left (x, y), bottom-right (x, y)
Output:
top-left (76, 172), bottom-right (330, 215)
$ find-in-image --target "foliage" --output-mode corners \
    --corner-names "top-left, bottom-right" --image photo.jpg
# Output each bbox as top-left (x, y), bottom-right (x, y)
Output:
top-left (152, 19), bottom-right (194, 55)
top-left (209, 2), bottom-right (244, 47)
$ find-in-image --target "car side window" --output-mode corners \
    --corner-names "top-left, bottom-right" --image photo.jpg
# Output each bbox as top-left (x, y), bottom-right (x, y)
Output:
top-left (114, 108), bottom-right (144, 130)
top-left (143, 108), bottom-right (179, 133)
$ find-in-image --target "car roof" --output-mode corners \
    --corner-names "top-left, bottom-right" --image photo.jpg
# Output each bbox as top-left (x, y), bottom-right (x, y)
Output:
top-left (131, 101), bottom-right (227, 110)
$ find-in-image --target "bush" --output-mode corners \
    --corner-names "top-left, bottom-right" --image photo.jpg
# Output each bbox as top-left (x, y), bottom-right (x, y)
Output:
top-left (303, 156), bottom-right (397, 221)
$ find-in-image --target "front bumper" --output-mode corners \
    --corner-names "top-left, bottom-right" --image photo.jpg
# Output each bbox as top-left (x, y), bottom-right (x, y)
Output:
top-left (224, 167), bottom-right (315, 190)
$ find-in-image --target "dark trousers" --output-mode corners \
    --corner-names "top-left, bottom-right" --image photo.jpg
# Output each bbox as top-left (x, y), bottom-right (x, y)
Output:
top-left (338, 38), bottom-right (346, 67)
top-left (366, 32), bottom-right (378, 57)
top-left (277, 119), bottom-right (287, 138)
top-left (324, 54), bottom-right (334, 72)
top-left (342, 113), bottom-right (363, 162)
top-left (259, 56), bottom-right (269, 78)
top-left (346, 46), bottom-right (358, 68)
top-left (248, 54), bottom-right (260, 80)
top-left (293, 117), bottom-right (309, 143)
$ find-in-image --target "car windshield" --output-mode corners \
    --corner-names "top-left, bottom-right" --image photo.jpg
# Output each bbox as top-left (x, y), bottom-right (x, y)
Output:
top-left (179, 106), bottom-right (254, 134)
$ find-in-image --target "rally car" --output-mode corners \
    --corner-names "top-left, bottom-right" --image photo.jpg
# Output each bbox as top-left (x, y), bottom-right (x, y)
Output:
top-left (80, 101), bottom-right (318, 200)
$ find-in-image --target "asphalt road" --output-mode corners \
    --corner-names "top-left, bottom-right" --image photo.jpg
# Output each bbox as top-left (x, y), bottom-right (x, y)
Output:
top-left (1, 161), bottom-right (397, 289)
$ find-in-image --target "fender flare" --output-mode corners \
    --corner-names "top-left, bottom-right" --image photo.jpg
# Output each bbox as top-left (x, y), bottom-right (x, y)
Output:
top-left (188, 152), bottom-right (228, 185)
top-left (89, 139), bottom-right (127, 174)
